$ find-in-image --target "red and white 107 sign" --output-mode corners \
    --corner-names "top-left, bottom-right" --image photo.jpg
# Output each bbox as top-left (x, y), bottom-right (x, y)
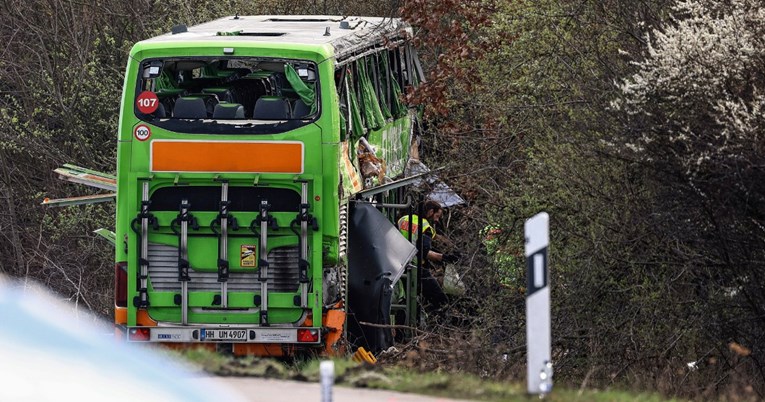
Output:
top-left (134, 124), bottom-right (151, 141)
top-left (136, 91), bottom-right (160, 114)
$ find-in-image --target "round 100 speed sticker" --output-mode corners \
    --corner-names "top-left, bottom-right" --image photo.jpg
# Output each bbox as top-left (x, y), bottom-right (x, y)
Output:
top-left (134, 124), bottom-right (151, 141)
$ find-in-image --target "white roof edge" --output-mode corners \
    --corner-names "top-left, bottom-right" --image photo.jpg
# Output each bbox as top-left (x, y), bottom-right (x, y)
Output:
top-left (141, 15), bottom-right (410, 48)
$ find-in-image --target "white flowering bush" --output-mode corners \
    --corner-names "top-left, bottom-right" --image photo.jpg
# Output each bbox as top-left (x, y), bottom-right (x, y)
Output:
top-left (615, 0), bottom-right (765, 179)
top-left (614, 2), bottom-right (765, 395)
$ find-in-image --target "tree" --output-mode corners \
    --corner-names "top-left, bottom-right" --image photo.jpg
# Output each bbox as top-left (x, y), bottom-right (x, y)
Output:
top-left (614, 0), bottom-right (765, 396)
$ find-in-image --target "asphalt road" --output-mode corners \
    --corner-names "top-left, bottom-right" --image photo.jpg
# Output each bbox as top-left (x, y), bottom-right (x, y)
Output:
top-left (202, 377), bottom-right (476, 402)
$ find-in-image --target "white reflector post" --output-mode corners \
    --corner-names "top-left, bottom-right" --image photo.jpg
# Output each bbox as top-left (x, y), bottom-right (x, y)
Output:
top-left (525, 212), bottom-right (552, 395)
top-left (320, 360), bottom-right (334, 402)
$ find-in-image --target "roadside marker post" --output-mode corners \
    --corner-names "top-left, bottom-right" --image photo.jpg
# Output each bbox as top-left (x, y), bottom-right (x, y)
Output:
top-left (525, 212), bottom-right (552, 395)
top-left (320, 360), bottom-right (334, 402)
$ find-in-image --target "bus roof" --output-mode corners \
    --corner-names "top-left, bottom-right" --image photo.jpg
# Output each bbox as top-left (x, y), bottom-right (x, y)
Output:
top-left (139, 16), bottom-right (411, 59)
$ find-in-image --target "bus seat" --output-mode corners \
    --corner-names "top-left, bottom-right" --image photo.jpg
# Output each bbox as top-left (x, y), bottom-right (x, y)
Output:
top-left (213, 102), bottom-right (245, 119)
top-left (252, 96), bottom-right (291, 120)
top-left (154, 103), bottom-right (167, 118)
top-left (172, 97), bottom-right (208, 118)
top-left (292, 99), bottom-right (310, 118)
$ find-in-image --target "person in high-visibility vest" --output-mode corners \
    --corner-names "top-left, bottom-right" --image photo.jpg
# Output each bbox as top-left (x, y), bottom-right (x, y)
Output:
top-left (481, 224), bottom-right (523, 288)
top-left (398, 200), bottom-right (460, 314)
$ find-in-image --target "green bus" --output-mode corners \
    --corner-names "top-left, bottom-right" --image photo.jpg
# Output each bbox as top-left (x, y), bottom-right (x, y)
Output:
top-left (111, 15), bottom-right (427, 356)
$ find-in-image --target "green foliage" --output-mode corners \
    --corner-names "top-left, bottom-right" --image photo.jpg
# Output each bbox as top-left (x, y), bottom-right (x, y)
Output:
top-left (174, 349), bottom-right (682, 401)
top-left (2, 0), bottom-right (763, 398)
top-left (404, 0), bottom-right (763, 398)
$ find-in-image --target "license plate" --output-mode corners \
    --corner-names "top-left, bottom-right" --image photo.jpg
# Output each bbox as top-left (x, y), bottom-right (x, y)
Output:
top-left (202, 329), bottom-right (247, 341)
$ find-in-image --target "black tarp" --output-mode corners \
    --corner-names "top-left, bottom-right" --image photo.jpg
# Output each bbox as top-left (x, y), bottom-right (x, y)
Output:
top-left (347, 203), bottom-right (416, 352)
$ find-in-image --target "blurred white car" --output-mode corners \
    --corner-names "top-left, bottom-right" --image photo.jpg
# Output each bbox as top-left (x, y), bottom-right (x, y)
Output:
top-left (0, 276), bottom-right (246, 402)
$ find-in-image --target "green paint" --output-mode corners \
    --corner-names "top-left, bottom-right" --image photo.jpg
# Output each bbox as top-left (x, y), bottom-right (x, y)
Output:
top-left (114, 17), bottom-right (420, 347)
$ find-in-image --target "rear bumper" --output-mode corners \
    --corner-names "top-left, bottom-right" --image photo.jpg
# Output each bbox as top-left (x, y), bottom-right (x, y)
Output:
top-left (126, 325), bottom-right (321, 344)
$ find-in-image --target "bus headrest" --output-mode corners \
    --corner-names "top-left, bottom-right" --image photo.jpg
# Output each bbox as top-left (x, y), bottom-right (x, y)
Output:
top-left (213, 103), bottom-right (245, 119)
top-left (173, 97), bottom-right (208, 119)
top-left (252, 96), bottom-right (290, 120)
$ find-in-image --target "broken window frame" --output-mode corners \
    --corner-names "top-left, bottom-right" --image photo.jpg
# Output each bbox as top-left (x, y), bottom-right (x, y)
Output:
top-left (132, 56), bottom-right (322, 135)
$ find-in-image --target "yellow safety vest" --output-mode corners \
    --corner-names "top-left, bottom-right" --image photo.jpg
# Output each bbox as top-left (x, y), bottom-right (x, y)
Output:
top-left (397, 214), bottom-right (435, 244)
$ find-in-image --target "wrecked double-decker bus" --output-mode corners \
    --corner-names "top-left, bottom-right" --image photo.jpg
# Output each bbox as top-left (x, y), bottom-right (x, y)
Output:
top-left (107, 16), bottom-right (432, 356)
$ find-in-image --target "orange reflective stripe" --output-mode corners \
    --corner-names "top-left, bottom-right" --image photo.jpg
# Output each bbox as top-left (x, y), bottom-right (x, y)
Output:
top-left (399, 215), bottom-right (428, 245)
top-left (399, 219), bottom-right (418, 233)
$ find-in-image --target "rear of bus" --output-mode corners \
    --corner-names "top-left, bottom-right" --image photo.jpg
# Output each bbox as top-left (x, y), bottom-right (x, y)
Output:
top-left (113, 32), bottom-right (344, 355)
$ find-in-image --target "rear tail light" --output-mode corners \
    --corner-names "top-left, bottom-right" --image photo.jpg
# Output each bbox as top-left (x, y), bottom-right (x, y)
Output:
top-left (297, 329), bottom-right (319, 343)
top-left (115, 262), bottom-right (128, 307)
top-left (128, 327), bottom-right (150, 341)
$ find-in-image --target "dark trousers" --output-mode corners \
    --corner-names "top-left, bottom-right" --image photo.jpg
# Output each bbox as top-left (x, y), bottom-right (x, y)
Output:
top-left (421, 267), bottom-right (448, 314)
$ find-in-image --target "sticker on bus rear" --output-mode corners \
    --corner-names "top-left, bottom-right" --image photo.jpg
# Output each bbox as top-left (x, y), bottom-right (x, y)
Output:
top-left (136, 91), bottom-right (160, 114)
top-left (134, 124), bottom-right (151, 141)
top-left (241, 245), bottom-right (257, 267)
